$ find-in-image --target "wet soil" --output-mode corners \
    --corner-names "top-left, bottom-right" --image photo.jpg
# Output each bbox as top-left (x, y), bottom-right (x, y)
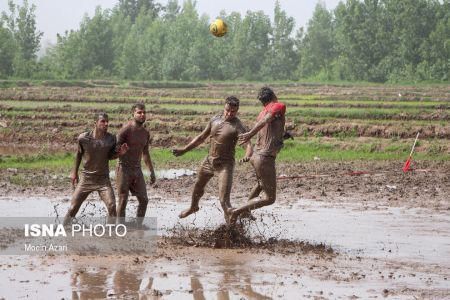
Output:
top-left (0, 159), bottom-right (449, 298)
top-left (1, 160), bottom-right (449, 210)
top-left (1, 84), bottom-right (450, 148)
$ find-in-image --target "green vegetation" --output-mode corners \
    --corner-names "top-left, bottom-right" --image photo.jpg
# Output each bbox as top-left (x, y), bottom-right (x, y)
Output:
top-left (1, 138), bottom-right (448, 174)
top-left (0, 0), bottom-right (448, 83)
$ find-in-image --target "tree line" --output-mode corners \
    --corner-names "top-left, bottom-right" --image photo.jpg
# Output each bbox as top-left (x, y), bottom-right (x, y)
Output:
top-left (0, 0), bottom-right (448, 83)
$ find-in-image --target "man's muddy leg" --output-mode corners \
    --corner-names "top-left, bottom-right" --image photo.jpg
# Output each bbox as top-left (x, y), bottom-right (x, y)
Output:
top-left (136, 195), bottom-right (149, 218)
top-left (248, 157), bottom-right (262, 201)
top-left (116, 165), bottom-right (129, 222)
top-left (230, 156), bottom-right (276, 224)
top-left (117, 193), bottom-right (129, 220)
top-left (135, 194), bottom-right (149, 227)
top-left (98, 185), bottom-right (117, 224)
top-left (64, 187), bottom-right (90, 225)
top-left (248, 183), bottom-right (262, 201)
top-left (179, 170), bottom-right (213, 218)
top-left (240, 157), bottom-right (262, 220)
top-left (218, 166), bottom-right (233, 222)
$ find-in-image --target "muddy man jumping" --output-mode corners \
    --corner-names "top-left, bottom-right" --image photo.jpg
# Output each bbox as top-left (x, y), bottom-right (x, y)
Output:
top-left (230, 86), bottom-right (286, 224)
top-left (64, 113), bottom-right (128, 225)
top-left (172, 96), bottom-right (252, 223)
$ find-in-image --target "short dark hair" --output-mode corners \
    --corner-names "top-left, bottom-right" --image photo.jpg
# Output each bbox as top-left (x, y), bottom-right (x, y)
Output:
top-left (257, 86), bottom-right (276, 105)
top-left (95, 112), bottom-right (108, 122)
top-left (225, 96), bottom-right (240, 107)
top-left (132, 102), bottom-right (145, 112)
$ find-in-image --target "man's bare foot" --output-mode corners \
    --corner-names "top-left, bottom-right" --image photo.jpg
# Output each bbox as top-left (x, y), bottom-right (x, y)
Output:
top-left (179, 206), bottom-right (199, 218)
top-left (229, 209), bottom-right (240, 225)
top-left (240, 209), bottom-right (256, 221)
top-left (224, 208), bottom-right (231, 224)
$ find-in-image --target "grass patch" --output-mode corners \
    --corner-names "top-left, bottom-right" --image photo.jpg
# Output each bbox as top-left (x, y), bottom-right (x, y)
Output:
top-left (0, 139), bottom-right (448, 173)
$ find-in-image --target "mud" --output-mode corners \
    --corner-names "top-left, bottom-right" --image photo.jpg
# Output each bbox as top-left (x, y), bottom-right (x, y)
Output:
top-left (1, 83), bottom-right (450, 298)
top-left (2, 84), bottom-right (450, 148)
top-left (0, 194), bottom-right (449, 299)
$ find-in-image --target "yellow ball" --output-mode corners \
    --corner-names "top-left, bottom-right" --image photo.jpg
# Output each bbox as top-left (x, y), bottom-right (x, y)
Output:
top-left (209, 18), bottom-right (227, 37)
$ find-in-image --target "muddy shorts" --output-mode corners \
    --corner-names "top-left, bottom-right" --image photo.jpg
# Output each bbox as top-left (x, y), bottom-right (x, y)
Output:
top-left (251, 153), bottom-right (276, 199)
top-left (71, 174), bottom-right (116, 213)
top-left (116, 164), bottom-right (148, 199)
top-left (197, 157), bottom-right (234, 197)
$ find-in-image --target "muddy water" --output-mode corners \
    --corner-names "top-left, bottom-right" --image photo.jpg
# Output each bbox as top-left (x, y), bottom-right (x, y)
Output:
top-left (0, 196), bottom-right (449, 299)
top-left (1, 196), bottom-right (448, 266)
top-left (109, 168), bottom-right (196, 180)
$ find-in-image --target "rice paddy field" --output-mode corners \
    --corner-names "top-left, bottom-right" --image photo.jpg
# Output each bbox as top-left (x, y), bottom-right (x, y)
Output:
top-left (1, 81), bottom-right (450, 164)
top-left (1, 81), bottom-right (450, 299)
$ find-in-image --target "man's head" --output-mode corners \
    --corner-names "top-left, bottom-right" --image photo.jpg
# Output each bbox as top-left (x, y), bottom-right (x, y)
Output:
top-left (132, 102), bottom-right (146, 125)
top-left (257, 86), bottom-right (277, 106)
top-left (223, 96), bottom-right (240, 121)
top-left (95, 112), bottom-right (109, 132)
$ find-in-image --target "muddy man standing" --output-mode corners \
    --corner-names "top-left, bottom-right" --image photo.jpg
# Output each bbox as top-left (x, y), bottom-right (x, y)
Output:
top-left (230, 86), bottom-right (286, 224)
top-left (116, 103), bottom-right (156, 221)
top-left (64, 112), bottom-right (128, 225)
top-left (172, 96), bottom-right (253, 223)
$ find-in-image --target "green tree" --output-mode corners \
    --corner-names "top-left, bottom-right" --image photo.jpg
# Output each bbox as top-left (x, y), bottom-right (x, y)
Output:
top-left (0, 21), bottom-right (15, 78)
top-left (262, 1), bottom-right (298, 80)
top-left (160, 0), bottom-right (205, 80)
top-left (118, 0), bottom-right (162, 23)
top-left (382, 0), bottom-right (441, 81)
top-left (298, 1), bottom-right (335, 80)
top-left (417, 0), bottom-right (450, 81)
top-left (78, 7), bottom-right (114, 77)
top-left (231, 11), bottom-right (271, 80)
top-left (2, 0), bottom-right (42, 77)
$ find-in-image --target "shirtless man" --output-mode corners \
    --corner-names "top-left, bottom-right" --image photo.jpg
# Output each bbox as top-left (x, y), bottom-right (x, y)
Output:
top-left (64, 113), bottom-right (128, 225)
top-left (172, 96), bottom-right (252, 223)
top-left (116, 103), bottom-right (156, 221)
top-left (230, 86), bottom-right (286, 223)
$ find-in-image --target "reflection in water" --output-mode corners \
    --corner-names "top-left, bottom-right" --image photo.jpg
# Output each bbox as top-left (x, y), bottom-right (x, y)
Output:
top-left (71, 268), bottom-right (108, 300)
top-left (109, 168), bottom-right (195, 180)
top-left (216, 263), bottom-right (272, 300)
top-left (113, 269), bottom-right (144, 298)
top-left (191, 276), bottom-right (205, 300)
top-left (71, 266), bottom-right (148, 299)
top-left (69, 258), bottom-right (272, 299)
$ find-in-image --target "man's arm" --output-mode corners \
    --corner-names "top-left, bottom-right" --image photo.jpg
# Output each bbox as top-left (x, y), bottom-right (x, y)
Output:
top-left (143, 146), bottom-right (156, 184)
top-left (238, 114), bottom-right (274, 145)
top-left (239, 141), bottom-right (253, 163)
top-left (109, 135), bottom-right (129, 160)
top-left (172, 121), bottom-right (212, 157)
top-left (70, 140), bottom-right (83, 187)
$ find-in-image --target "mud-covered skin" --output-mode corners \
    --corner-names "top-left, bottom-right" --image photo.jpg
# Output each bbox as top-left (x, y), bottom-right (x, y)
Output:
top-left (178, 115), bottom-right (246, 221)
top-left (173, 102), bottom-right (250, 222)
top-left (207, 115), bottom-right (247, 163)
top-left (116, 121), bottom-right (152, 218)
top-left (64, 130), bottom-right (117, 222)
top-left (232, 95), bottom-right (286, 223)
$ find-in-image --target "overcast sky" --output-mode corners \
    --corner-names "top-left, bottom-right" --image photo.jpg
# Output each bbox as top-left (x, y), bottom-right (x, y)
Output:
top-left (0, 0), bottom-right (341, 44)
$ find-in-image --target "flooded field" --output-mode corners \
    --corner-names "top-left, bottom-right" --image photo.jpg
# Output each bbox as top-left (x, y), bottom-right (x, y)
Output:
top-left (0, 195), bottom-right (449, 299)
top-left (1, 83), bottom-right (450, 298)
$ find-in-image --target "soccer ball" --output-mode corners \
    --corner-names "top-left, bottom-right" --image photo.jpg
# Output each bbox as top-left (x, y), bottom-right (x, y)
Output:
top-left (209, 18), bottom-right (227, 37)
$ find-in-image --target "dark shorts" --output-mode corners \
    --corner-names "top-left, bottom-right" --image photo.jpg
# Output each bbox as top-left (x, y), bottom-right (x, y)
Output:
top-left (116, 164), bottom-right (148, 200)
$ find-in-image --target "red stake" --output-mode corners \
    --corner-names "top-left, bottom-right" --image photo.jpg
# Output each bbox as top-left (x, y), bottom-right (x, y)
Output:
top-left (403, 132), bottom-right (420, 172)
